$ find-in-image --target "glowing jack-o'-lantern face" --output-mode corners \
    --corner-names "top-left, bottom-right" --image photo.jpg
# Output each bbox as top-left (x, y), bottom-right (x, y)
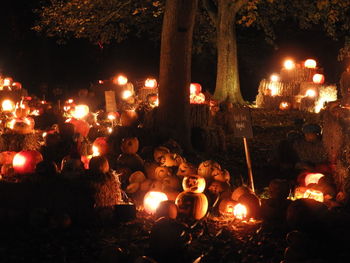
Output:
top-left (92, 137), bottom-right (108, 156)
top-left (304, 173), bottom-right (325, 186)
top-left (312, 74), bottom-right (324, 84)
top-left (121, 137), bottom-right (139, 154)
top-left (197, 160), bottom-right (221, 179)
top-left (304, 59), bottom-right (317, 69)
top-left (177, 162), bottom-right (197, 177)
top-left (2, 99), bottom-right (15, 112)
top-left (153, 146), bottom-right (170, 164)
top-left (12, 150), bottom-right (43, 175)
top-left (182, 175), bottom-right (206, 193)
top-left (218, 199), bottom-right (238, 217)
top-left (143, 191), bottom-right (168, 214)
top-left (233, 203), bottom-right (247, 220)
top-left (145, 78), bottom-right (157, 88)
top-left (303, 189), bottom-right (324, 202)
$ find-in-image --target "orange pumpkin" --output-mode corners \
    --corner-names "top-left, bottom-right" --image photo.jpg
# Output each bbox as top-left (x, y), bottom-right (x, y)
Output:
top-left (12, 121), bottom-right (33, 134)
top-left (15, 104), bottom-right (30, 118)
top-left (12, 150), bottom-right (43, 175)
top-left (197, 160), bottom-right (221, 179)
top-left (155, 200), bottom-right (178, 219)
top-left (120, 110), bottom-right (139, 127)
top-left (212, 169), bottom-right (230, 183)
top-left (231, 186), bottom-right (252, 201)
top-left (162, 153), bottom-right (183, 167)
top-left (176, 161), bottom-right (197, 177)
top-left (89, 156), bottom-right (109, 174)
top-left (153, 146), bottom-right (170, 164)
top-left (182, 175), bottom-right (206, 193)
top-left (218, 198), bottom-right (238, 217)
top-left (92, 137), bottom-right (109, 156)
top-left (66, 118), bottom-right (90, 137)
top-left (175, 192), bottom-right (208, 220)
top-left (237, 193), bottom-right (261, 219)
top-left (121, 137), bottom-right (139, 154)
top-left (0, 151), bottom-right (16, 165)
top-left (144, 162), bottom-right (171, 181)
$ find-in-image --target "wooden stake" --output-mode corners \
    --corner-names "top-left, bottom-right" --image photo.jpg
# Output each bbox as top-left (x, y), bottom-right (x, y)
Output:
top-left (243, 137), bottom-right (255, 193)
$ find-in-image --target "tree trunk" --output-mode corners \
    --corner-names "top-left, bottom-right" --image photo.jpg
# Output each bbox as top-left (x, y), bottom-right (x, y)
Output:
top-left (157, 0), bottom-right (198, 152)
top-left (213, 0), bottom-right (245, 104)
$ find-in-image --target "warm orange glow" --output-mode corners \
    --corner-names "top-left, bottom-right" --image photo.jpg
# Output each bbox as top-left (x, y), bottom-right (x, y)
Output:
top-left (279, 101), bottom-right (290, 110)
top-left (98, 80), bottom-right (104, 84)
top-left (121, 90), bottom-right (133, 100)
top-left (114, 75), bottom-right (128, 85)
top-left (72, 105), bottom-right (89, 119)
top-left (313, 74), bottom-right (325, 84)
top-left (268, 84), bottom-right (278, 96)
top-left (13, 154), bottom-right (26, 167)
top-left (3, 77), bottom-right (12, 86)
top-left (304, 59), bottom-right (317, 69)
top-left (190, 93), bottom-right (206, 104)
top-left (284, 59), bottom-right (295, 70)
top-left (304, 173), bottom-right (325, 186)
top-left (2, 99), bottom-right (15, 111)
top-left (145, 78), bottom-right (157, 88)
top-left (107, 127), bottom-right (113, 133)
top-left (305, 89), bottom-right (317, 98)
top-left (270, 74), bottom-right (280, 82)
top-left (226, 204), bottom-right (234, 214)
top-left (303, 189), bottom-right (324, 202)
top-left (233, 203), bottom-right (247, 220)
top-left (92, 146), bottom-right (100, 157)
top-left (107, 112), bottom-right (117, 120)
top-left (190, 83), bottom-right (202, 95)
top-left (143, 191), bottom-right (168, 214)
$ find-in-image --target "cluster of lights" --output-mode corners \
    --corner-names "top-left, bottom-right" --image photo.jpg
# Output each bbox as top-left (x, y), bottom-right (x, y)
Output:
top-left (189, 83), bottom-right (205, 104)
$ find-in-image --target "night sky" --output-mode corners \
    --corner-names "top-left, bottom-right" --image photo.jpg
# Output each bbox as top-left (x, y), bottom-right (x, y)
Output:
top-left (0, 1), bottom-right (346, 101)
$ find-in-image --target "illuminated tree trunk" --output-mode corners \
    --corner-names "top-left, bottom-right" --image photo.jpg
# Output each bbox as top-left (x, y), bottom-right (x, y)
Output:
top-left (203, 0), bottom-right (246, 104)
top-left (157, 0), bottom-right (198, 151)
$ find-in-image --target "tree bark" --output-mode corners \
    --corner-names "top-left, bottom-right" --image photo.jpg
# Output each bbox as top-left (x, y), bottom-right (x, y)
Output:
top-left (213, 0), bottom-right (245, 103)
top-left (157, 0), bottom-right (198, 152)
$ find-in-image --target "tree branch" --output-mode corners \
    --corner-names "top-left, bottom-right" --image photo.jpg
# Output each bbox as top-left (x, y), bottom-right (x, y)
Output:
top-left (202, 0), bottom-right (218, 24)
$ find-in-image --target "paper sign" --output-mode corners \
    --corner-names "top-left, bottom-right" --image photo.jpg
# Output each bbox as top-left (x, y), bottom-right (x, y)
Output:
top-left (105, 91), bottom-right (117, 112)
top-left (232, 106), bottom-right (253, 138)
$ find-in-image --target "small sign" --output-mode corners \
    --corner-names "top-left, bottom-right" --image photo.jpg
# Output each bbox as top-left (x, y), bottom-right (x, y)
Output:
top-left (105, 91), bottom-right (117, 112)
top-left (232, 106), bottom-right (253, 138)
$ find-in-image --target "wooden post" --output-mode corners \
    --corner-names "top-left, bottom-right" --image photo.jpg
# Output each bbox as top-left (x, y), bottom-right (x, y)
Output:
top-left (243, 137), bottom-right (255, 193)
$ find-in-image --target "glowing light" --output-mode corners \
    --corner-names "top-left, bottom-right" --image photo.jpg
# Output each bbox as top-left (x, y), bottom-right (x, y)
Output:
top-left (233, 203), bottom-right (247, 220)
top-left (143, 191), bottom-right (168, 214)
top-left (92, 146), bottom-right (100, 157)
top-left (279, 101), bottom-right (290, 110)
top-left (190, 83), bottom-right (202, 95)
top-left (107, 127), bottom-right (113, 133)
top-left (67, 99), bottom-right (74, 104)
top-left (270, 74), bottom-right (280, 82)
top-left (315, 85), bottom-right (337, 113)
top-left (284, 59), bottom-right (295, 70)
top-left (305, 89), bottom-right (317, 98)
top-left (3, 78), bottom-right (12, 86)
top-left (114, 75), bottom-right (128, 85)
top-left (42, 132), bottom-right (47, 138)
top-left (145, 78), bottom-right (157, 88)
top-left (303, 189), bottom-right (324, 202)
top-left (313, 74), bottom-right (325, 84)
top-left (107, 113), bottom-right (116, 120)
top-left (2, 99), bottom-right (15, 111)
top-left (98, 80), bottom-right (104, 84)
top-left (190, 93), bottom-right (206, 104)
top-left (304, 173), bottom-right (324, 186)
top-left (268, 84), bottom-right (279, 96)
top-left (13, 154), bottom-right (26, 167)
top-left (122, 90), bottom-right (133, 100)
top-left (304, 59), bottom-right (317, 69)
top-left (71, 104), bottom-right (89, 119)
top-left (30, 109), bottom-right (40, 116)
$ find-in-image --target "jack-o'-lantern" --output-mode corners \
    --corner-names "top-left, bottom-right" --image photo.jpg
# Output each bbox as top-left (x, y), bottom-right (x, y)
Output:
top-left (304, 173), bottom-right (324, 186)
top-left (120, 110), bottom-right (139, 127)
top-left (176, 162), bottom-right (197, 177)
top-left (153, 146), bottom-right (170, 164)
top-left (212, 169), bottom-right (230, 183)
top-left (175, 191), bottom-right (208, 220)
top-left (207, 181), bottom-right (230, 196)
top-left (182, 175), bottom-right (206, 193)
top-left (279, 101), bottom-right (291, 111)
top-left (143, 191), bottom-right (168, 214)
top-left (231, 186), bottom-right (252, 201)
top-left (0, 151), bottom-right (16, 165)
top-left (144, 162), bottom-right (171, 181)
top-left (12, 150), bottom-right (43, 175)
top-left (303, 189), bottom-right (324, 202)
top-left (237, 193), bottom-right (261, 219)
top-left (294, 186), bottom-right (308, 199)
top-left (197, 160), bottom-right (221, 179)
top-left (129, 171), bottom-right (146, 184)
top-left (92, 137), bottom-right (108, 156)
top-left (121, 137), bottom-right (139, 154)
top-left (15, 104), bottom-right (30, 118)
top-left (233, 203), bottom-right (248, 220)
top-left (66, 118), bottom-right (90, 137)
top-left (162, 153), bottom-right (183, 167)
top-left (190, 83), bottom-right (202, 95)
top-left (218, 198), bottom-right (238, 217)
top-left (155, 200), bottom-right (178, 219)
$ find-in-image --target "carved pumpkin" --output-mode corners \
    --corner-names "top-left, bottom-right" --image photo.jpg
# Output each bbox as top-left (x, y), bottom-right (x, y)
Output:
top-left (303, 189), bottom-right (324, 202)
top-left (218, 198), bottom-right (238, 217)
top-left (182, 175), bottom-right (206, 193)
top-left (304, 173), bottom-right (324, 186)
top-left (92, 137), bottom-right (108, 156)
top-left (129, 171), bottom-right (146, 184)
top-left (15, 104), bottom-right (30, 118)
top-left (153, 146), bottom-right (170, 164)
top-left (120, 110), bottom-right (139, 127)
top-left (237, 193), bottom-right (261, 219)
top-left (197, 160), bottom-right (221, 179)
top-left (143, 191), bottom-right (168, 214)
top-left (212, 169), bottom-right (230, 183)
top-left (162, 153), bottom-right (183, 167)
top-left (155, 200), bottom-right (178, 219)
top-left (66, 118), bottom-right (90, 137)
top-left (12, 150), bottom-right (43, 175)
top-left (176, 161), bottom-right (197, 177)
top-left (145, 162), bottom-right (171, 181)
top-left (121, 137), bottom-right (139, 154)
top-left (231, 186), bottom-right (252, 201)
top-left (175, 192), bottom-right (208, 220)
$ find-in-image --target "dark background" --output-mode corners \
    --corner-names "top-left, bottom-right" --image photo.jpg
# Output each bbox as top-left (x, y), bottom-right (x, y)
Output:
top-left (0, 1), bottom-right (346, 102)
